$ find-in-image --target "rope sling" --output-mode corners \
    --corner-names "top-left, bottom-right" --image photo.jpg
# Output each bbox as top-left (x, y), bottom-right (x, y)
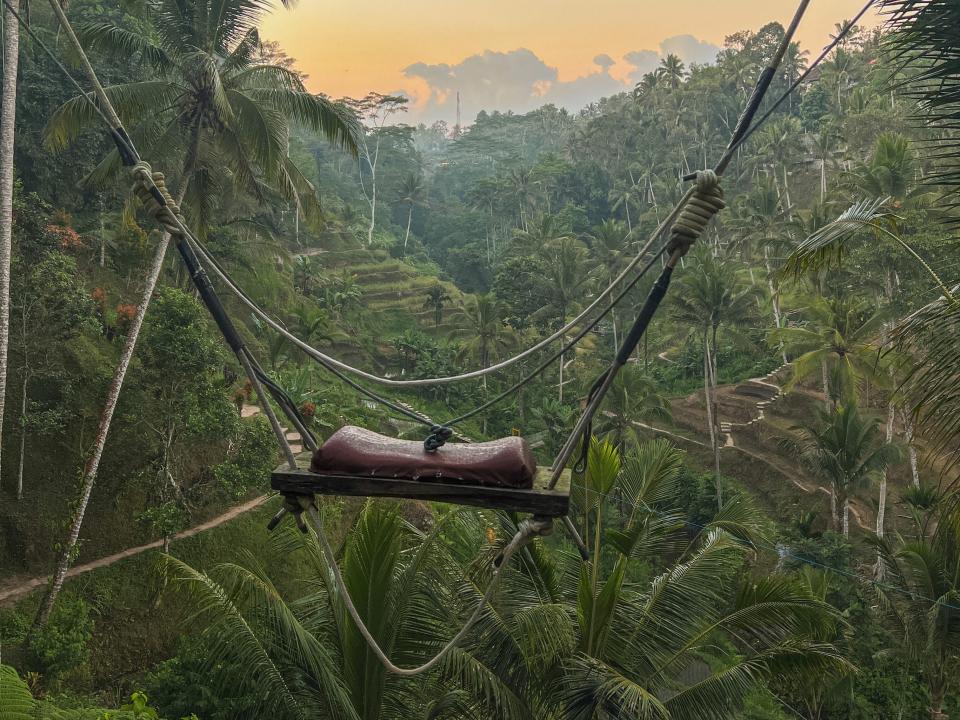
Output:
top-left (3, 0), bottom-right (874, 676)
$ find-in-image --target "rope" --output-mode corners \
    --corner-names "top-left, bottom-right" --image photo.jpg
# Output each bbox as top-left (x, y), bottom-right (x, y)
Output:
top-left (130, 162), bottom-right (185, 237)
top-left (667, 170), bottom-right (725, 257)
top-left (188, 194), bottom-right (693, 387)
top-left (299, 498), bottom-right (553, 676)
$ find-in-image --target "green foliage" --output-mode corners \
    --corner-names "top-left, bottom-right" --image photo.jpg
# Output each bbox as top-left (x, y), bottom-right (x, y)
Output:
top-left (28, 596), bottom-right (94, 681)
top-left (212, 417), bottom-right (276, 499)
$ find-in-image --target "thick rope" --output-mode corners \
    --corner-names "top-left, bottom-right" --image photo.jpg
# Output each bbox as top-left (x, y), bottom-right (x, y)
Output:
top-left (667, 170), bottom-right (726, 257)
top-left (130, 161), bottom-right (185, 237)
top-left (300, 498), bottom-right (552, 676)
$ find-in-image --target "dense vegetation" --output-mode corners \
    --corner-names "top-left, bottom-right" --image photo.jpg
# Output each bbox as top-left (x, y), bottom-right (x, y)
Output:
top-left (1, 0), bottom-right (959, 718)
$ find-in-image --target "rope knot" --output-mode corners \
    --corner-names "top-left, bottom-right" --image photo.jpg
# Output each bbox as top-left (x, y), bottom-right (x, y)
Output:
top-left (130, 163), bottom-right (185, 237)
top-left (423, 425), bottom-right (453, 453)
top-left (668, 170), bottom-right (725, 257)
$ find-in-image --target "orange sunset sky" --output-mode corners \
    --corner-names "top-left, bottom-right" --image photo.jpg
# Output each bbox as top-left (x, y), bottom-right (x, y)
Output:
top-left (261, 1), bottom-right (879, 123)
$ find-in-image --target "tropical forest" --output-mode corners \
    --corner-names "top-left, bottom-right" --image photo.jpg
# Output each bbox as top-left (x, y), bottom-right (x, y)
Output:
top-left (0, 0), bottom-right (959, 718)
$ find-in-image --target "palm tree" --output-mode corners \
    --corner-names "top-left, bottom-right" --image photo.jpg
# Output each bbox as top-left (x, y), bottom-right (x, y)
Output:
top-left (870, 499), bottom-right (960, 720)
top-left (757, 116), bottom-right (803, 209)
top-left (659, 53), bottom-right (686, 89)
top-left (163, 502), bottom-right (526, 719)
top-left (850, 133), bottom-right (918, 206)
top-left (34, 0), bottom-right (358, 629)
top-left (594, 365), bottom-right (671, 449)
top-left (538, 237), bottom-right (592, 402)
top-left (44, 0), bottom-right (358, 232)
top-left (786, 403), bottom-right (899, 536)
top-left (511, 213), bottom-right (569, 255)
top-left (0, 0), bottom-right (21, 481)
top-left (451, 294), bottom-right (516, 372)
top-left (165, 442), bottom-right (849, 720)
top-left (810, 125), bottom-right (842, 203)
top-left (584, 219), bottom-right (628, 349)
top-left (423, 284), bottom-right (451, 328)
top-left (396, 172), bottom-right (427, 256)
top-left (771, 296), bottom-right (885, 408)
top-left (671, 247), bottom-right (759, 508)
top-left (607, 182), bottom-right (638, 232)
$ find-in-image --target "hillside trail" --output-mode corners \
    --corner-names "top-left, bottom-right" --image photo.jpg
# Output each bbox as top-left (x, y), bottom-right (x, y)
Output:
top-left (0, 493), bottom-right (273, 605)
top-left (638, 366), bottom-right (873, 533)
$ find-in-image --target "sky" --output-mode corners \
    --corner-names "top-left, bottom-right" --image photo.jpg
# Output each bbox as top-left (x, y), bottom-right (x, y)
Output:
top-left (261, 1), bottom-right (879, 125)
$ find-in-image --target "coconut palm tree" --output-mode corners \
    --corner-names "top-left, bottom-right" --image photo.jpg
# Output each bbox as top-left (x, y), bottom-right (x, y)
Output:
top-left (451, 294), bottom-right (514, 370)
top-left (162, 441), bottom-right (849, 720)
top-left (671, 247), bottom-right (759, 508)
top-left (849, 132), bottom-right (918, 206)
top-left (771, 295), bottom-right (885, 408)
top-left (584, 219), bottom-right (629, 350)
top-left (869, 498), bottom-right (960, 720)
top-left (396, 172), bottom-right (427, 256)
top-left (162, 502), bottom-right (528, 720)
top-left (593, 365), bottom-right (671, 449)
top-left (659, 53), bottom-right (686, 89)
top-left (423, 284), bottom-right (451, 328)
top-left (44, 0), bottom-right (358, 233)
top-left (0, 0), bottom-right (21, 481)
top-left (33, 0), bottom-right (359, 630)
top-left (785, 403), bottom-right (899, 536)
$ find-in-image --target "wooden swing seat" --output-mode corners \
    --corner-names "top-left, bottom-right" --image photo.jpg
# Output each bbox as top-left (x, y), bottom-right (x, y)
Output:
top-left (271, 426), bottom-right (570, 516)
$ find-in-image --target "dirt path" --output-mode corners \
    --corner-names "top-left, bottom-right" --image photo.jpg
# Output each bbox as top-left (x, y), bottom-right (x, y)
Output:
top-left (0, 494), bottom-right (274, 606)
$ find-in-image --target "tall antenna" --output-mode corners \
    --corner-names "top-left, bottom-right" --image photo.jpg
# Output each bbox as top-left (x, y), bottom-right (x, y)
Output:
top-left (454, 91), bottom-right (462, 138)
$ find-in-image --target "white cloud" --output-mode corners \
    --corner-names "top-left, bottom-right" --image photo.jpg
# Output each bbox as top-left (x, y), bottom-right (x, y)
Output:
top-left (402, 36), bottom-right (719, 124)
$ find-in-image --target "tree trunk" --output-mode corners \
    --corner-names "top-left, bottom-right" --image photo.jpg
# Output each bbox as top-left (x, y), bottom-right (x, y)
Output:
top-left (16, 371), bottom-right (27, 501)
top-left (900, 408), bottom-right (920, 487)
top-left (830, 490), bottom-right (839, 532)
top-left (33, 168), bottom-right (191, 629)
top-left (703, 332), bottom-right (721, 509)
top-left (821, 360), bottom-right (831, 409)
top-left (403, 205), bottom-right (412, 256)
top-left (0, 4), bottom-right (21, 478)
top-left (842, 497), bottom-right (850, 537)
top-left (876, 400), bottom-right (896, 540)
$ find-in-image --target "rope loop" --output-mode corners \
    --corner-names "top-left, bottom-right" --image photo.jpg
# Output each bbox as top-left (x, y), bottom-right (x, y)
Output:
top-left (668, 170), bottom-right (725, 257)
top-left (130, 162), bottom-right (185, 237)
top-left (423, 424), bottom-right (453, 453)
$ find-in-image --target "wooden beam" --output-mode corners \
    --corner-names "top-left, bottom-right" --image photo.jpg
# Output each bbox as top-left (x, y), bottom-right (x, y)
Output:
top-left (271, 456), bottom-right (570, 517)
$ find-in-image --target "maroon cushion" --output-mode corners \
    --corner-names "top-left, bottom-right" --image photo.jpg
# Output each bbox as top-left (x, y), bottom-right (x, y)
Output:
top-left (310, 426), bottom-right (537, 489)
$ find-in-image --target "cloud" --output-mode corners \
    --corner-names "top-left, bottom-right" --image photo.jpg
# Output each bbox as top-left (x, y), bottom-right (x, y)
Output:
top-left (624, 34), bottom-right (721, 84)
top-left (402, 35), bottom-right (719, 124)
top-left (660, 34), bottom-right (721, 66)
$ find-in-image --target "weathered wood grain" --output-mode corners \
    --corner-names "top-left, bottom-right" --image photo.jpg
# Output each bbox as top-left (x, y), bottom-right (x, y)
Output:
top-left (271, 456), bottom-right (570, 516)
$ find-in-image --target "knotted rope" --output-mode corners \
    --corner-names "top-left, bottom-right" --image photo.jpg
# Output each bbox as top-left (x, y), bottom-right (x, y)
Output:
top-left (424, 424), bottom-right (454, 453)
top-left (667, 170), bottom-right (725, 257)
top-left (130, 161), bottom-right (185, 237)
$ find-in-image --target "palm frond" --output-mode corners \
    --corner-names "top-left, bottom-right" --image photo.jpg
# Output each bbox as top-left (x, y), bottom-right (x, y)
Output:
top-left (781, 198), bottom-right (896, 279)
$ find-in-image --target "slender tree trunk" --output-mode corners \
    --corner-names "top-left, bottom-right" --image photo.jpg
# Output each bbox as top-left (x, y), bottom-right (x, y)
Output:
top-left (842, 497), bottom-right (850, 537)
top-left (16, 371), bottom-right (26, 501)
top-left (821, 360), bottom-right (831, 409)
top-left (34, 167), bottom-right (192, 628)
top-left (876, 400), bottom-right (896, 540)
top-left (403, 205), bottom-right (412, 256)
top-left (897, 408), bottom-right (920, 487)
top-left (820, 160), bottom-right (827, 203)
top-left (703, 331), bottom-right (721, 509)
top-left (99, 204), bottom-right (107, 268)
top-left (830, 489), bottom-right (839, 532)
top-left (0, 4), bottom-right (21, 478)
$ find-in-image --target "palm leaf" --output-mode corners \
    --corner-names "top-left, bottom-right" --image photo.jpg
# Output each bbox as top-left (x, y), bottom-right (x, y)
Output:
top-left (0, 665), bottom-right (35, 720)
top-left (781, 198), bottom-right (895, 279)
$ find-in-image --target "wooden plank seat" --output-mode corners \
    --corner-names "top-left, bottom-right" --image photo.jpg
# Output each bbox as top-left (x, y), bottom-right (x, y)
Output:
top-left (271, 427), bottom-right (570, 516)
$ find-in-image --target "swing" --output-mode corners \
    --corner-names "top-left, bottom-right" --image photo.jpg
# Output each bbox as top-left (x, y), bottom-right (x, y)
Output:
top-left (271, 426), bottom-right (571, 516)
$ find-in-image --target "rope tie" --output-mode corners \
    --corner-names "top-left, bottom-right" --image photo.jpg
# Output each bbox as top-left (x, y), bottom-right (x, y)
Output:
top-left (668, 170), bottom-right (725, 257)
top-left (130, 161), bottom-right (185, 237)
top-left (423, 424), bottom-right (454, 453)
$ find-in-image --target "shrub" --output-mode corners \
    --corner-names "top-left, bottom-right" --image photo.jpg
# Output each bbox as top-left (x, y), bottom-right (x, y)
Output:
top-left (28, 595), bottom-right (94, 681)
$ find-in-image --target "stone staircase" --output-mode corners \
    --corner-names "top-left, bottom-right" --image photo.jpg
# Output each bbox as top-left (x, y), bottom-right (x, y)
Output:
top-left (719, 363), bottom-right (791, 435)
